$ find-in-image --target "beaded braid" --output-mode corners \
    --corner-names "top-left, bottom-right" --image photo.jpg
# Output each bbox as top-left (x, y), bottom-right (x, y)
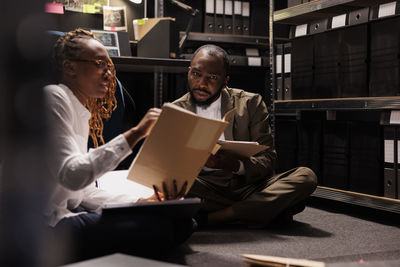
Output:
top-left (53, 28), bottom-right (117, 147)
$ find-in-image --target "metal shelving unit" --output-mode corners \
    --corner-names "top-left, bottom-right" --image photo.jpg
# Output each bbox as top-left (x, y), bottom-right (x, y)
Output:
top-left (269, 0), bottom-right (400, 213)
top-left (274, 97), bottom-right (400, 111)
top-left (180, 31), bottom-right (286, 47)
top-left (111, 56), bottom-right (190, 73)
top-left (274, 0), bottom-right (395, 24)
top-left (313, 186), bottom-right (400, 214)
top-left (111, 56), bottom-right (190, 107)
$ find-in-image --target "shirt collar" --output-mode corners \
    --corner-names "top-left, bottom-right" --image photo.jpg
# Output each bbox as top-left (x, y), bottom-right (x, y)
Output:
top-left (196, 93), bottom-right (222, 112)
top-left (58, 83), bottom-right (91, 121)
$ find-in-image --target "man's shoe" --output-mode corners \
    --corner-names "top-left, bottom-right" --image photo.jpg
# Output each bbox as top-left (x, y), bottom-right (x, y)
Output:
top-left (270, 200), bottom-right (306, 226)
top-left (286, 200), bottom-right (306, 216)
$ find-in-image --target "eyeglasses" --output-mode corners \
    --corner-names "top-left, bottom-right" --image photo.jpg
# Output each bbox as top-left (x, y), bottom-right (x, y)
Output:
top-left (71, 59), bottom-right (113, 71)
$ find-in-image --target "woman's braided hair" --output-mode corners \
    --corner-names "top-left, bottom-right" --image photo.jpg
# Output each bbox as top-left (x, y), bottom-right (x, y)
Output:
top-left (53, 28), bottom-right (117, 147)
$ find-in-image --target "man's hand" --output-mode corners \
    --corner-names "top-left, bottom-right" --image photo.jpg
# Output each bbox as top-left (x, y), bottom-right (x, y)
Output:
top-left (137, 180), bottom-right (188, 202)
top-left (205, 151), bottom-right (240, 172)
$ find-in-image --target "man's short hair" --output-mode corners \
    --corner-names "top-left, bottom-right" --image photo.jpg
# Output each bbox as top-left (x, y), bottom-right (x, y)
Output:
top-left (192, 45), bottom-right (230, 75)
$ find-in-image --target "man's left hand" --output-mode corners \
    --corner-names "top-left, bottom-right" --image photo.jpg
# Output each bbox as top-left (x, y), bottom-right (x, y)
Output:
top-left (205, 151), bottom-right (240, 172)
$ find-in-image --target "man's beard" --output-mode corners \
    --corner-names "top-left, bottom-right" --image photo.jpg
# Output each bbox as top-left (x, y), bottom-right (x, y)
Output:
top-left (189, 86), bottom-right (224, 107)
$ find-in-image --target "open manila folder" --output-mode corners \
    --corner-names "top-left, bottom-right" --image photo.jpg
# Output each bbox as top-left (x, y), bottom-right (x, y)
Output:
top-left (127, 103), bottom-right (234, 192)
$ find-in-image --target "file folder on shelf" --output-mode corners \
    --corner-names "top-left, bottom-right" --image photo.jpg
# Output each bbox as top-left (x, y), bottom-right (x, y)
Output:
top-left (383, 125), bottom-right (398, 199)
top-left (308, 19), bottom-right (328, 35)
top-left (384, 168), bottom-right (397, 198)
top-left (313, 30), bottom-right (340, 98)
top-left (224, 0), bottom-right (233, 34)
top-left (204, 0), bottom-right (215, 33)
top-left (297, 120), bottom-right (323, 182)
top-left (322, 121), bottom-right (349, 190)
top-left (215, 0), bottom-right (224, 34)
top-left (275, 118), bottom-right (298, 173)
top-left (291, 36), bottom-right (313, 99)
top-left (275, 44), bottom-right (283, 100)
top-left (287, 0), bottom-right (302, 8)
top-left (348, 122), bottom-right (382, 195)
top-left (233, 0), bottom-right (243, 35)
top-left (283, 43), bottom-right (292, 100)
top-left (242, 1), bottom-right (250, 35)
top-left (340, 24), bottom-right (368, 97)
top-left (369, 16), bottom-right (400, 97)
top-left (348, 7), bottom-right (370, 25)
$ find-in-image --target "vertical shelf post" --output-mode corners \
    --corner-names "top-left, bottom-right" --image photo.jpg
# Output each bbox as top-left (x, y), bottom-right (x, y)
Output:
top-left (269, 0), bottom-right (276, 143)
top-left (154, 0), bottom-right (164, 107)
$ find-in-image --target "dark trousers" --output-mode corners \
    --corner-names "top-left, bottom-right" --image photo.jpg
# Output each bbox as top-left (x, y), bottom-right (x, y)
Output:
top-left (188, 167), bottom-right (317, 228)
top-left (52, 206), bottom-right (194, 264)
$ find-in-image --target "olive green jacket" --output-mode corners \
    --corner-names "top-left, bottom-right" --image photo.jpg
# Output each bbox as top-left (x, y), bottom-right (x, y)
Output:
top-left (173, 87), bottom-right (277, 199)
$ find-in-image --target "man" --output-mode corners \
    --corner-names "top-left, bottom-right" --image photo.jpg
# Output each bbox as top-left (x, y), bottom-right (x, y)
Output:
top-left (173, 44), bottom-right (317, 228)
top-left (44, 29), bottom-right (192, 263)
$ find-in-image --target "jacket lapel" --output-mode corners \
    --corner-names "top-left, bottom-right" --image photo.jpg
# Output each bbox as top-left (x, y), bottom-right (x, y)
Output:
top-left (221, 88), bottom-right (235, 140)
top-left (180, 94), bottom-right (197, 113)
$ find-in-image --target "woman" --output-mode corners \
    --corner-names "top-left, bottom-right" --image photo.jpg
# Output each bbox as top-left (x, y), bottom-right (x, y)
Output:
top-left (44, 29), bottom-right (192, 263)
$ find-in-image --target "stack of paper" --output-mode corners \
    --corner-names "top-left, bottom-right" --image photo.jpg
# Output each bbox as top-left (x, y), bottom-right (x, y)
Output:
top-left (242, 254), bottom-right (326, 267)
top-left (215, 140), bottom-right (269, 158)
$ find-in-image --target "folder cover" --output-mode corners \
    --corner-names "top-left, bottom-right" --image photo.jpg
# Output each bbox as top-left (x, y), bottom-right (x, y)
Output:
top-left (275, 119), bottom-right (298, 173)
top-left (224, 0), bottom-right (233, 34)
top-left (369, 17), bottom-right (400, 97)
top-left (276, 77), bottom-right (283, 100)
top-left (215, 0), bottom-right (225, 34)
top-left (276, 43), bottom-right (283, 100)
top-left (204, 0), bottom-right (215, 33)
top-left (283, 43), bottom-right (292, 100)
top-left (242, 1), bottom-right (250, 35)
top-left (314, 30), bottom-right (340, 98)
top-left (340, 24), bottom-right (368, 97)
top-left (292, 36), bottom-right (313, 99)
top-left (233, 0), bottom-right (243, 35)
top-left (384, 168), bottom-right (396, 198)
top-left (348, 122), bottom-right (382, 195)
top-left (127, 103), bottom-right (232, 193)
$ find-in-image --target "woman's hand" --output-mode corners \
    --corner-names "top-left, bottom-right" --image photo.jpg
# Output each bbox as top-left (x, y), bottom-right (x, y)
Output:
top-left (134, 108), bottom-right (161, 139)
top-left (123, 108), bottom-right (161, 148)
top-left (137, 180), bottom-right (188, 202)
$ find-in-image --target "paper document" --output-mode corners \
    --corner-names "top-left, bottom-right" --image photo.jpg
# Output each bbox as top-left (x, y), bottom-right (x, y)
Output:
top-left (242, 254), bottom-right (326, 267)
top-left (215, 140), bottom-right (269, 158)
top-left (127, 103), bottom-right (234, 192)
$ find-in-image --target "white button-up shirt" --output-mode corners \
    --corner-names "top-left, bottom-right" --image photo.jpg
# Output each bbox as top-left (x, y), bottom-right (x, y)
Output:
top-left (44, 84), bottom-right (137, 227)
top-left (195, 94), bottom-right (245, 175)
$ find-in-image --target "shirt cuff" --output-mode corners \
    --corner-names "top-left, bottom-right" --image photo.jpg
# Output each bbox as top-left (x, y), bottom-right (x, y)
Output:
top-left (114, 134), bottom-right (132, 158)
top-left (233, 160), bottom-right (245, 175)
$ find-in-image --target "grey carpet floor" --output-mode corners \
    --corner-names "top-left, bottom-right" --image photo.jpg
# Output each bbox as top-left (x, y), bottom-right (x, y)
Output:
top-left (166, 199), bottom-right (400, 267)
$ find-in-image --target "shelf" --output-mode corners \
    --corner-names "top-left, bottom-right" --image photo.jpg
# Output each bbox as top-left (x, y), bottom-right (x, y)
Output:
top-left (274, 0), bottom-right (395, 25)
top-left (312, 186), bottom-right (400, 214)
top-left (180, 32), bottom-right (288, 47)
top-left (180, 53), bottom-right (269, 68)
top-left (111, 56), bottom-right (190, 73)
top-left (274, 97), bottom-right (400, 111)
